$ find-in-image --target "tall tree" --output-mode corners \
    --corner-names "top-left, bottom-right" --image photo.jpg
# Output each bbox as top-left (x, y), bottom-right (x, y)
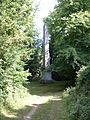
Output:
top-left (45, 0), bottom-right (90, 80)
top-left (0, 0), bottom-right (34, 104)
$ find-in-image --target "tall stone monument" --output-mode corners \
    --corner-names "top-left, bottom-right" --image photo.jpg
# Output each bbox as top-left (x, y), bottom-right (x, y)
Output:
top-left (41, 24), bottom-right (53, 83)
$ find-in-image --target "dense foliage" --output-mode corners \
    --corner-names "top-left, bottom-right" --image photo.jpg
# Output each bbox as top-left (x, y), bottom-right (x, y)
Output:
top-left (0, 0), bottom-right (35, 106)
top-left (46, 0), bottom-right (90, 120)
top-left (25, 42), bottom-right (42, 81)
top-left (45, 0), bottom-right (90, 80)
top-left (64, 64), bottom-right (90, 120)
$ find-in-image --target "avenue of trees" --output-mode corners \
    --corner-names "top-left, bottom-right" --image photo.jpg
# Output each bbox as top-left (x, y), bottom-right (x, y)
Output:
top-left (0, 0), bottom-right (90, 120)
top-left (45, 0), bottom-right (90, 120)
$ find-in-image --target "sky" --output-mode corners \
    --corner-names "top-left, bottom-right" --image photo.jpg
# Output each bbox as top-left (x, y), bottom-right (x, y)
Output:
top-left (34, 0), bottom-right (57, 38)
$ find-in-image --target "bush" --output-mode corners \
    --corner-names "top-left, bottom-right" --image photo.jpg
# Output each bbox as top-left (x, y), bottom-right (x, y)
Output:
top-left (64, 65), bottom-right (90, 120)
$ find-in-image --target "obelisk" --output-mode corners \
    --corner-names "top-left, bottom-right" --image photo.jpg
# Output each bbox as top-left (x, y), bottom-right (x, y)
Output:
top-left (41, 24), bottom-right (53, 83)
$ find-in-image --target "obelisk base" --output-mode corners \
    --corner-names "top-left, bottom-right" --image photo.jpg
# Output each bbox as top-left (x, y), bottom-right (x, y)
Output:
top-left (40, 71), bottom-right (54, 84)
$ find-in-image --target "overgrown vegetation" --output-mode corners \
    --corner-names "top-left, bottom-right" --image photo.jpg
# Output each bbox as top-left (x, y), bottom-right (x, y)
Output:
top-left (0, 81), bottom-right (69, 120)
top-left (46, 0), bottom-right (90, 119)
top-left (24, 39), bottom-right (42, 81)
top-left (0, 0), bottom-right (42, 109)
top-left (46, 0), bottom-right (90, 80)
top-left (64, 64), bottom-right (90, 120)
top-left (0, 0), bottom-right (90, 119)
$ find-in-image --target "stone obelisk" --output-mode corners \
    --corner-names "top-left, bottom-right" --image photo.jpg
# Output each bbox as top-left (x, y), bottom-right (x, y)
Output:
top-left (41, 24), bottom-right (53, 83)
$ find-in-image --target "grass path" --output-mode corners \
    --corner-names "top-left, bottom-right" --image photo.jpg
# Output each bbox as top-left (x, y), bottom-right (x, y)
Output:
top-left (1, 81), bottom-right (70, 120)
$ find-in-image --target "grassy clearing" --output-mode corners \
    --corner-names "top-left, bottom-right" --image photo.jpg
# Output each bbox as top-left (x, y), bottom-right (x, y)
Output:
top-left (0, 80), bottom-right (72, 120)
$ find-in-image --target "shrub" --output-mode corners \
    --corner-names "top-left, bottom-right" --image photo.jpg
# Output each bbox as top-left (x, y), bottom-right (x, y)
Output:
top-left (64, 65), bottom-right (90, 120)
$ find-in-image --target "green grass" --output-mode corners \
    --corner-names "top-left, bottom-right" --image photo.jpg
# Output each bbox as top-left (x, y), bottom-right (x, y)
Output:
top-left (30, 81), bottom-right (69, 120)
top-left (0, 80), bottom-right (72, 120)
top-left (31, 92), bottom-right (67, 120)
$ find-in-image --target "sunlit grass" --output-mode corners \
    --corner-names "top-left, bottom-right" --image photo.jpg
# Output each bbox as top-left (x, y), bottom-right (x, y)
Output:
top-left (31, 92), bottom-right (67, 120)
top-left (0, 80), bottom-right (71, 120)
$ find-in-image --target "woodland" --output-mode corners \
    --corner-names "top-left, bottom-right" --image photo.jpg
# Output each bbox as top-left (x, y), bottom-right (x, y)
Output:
top-left (0, 0), bottom-right (90, 120)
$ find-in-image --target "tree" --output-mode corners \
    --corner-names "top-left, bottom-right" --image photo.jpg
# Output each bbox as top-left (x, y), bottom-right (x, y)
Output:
top-left (46, 1), bottom-right (90, 119)
top-left (45, 0), bottom-right (90, 80)
top-left (0, 0), bottom-right (35, 105)
top-left (24, 38), bottom-right (42, 81)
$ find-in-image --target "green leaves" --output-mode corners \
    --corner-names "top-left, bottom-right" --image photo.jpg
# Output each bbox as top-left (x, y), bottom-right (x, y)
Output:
top-left (0, 0), bottom-right (35, 105)
top-left (45, 0), bottom-right (90, 80)
top-left (46, 1), bottom-right (90, 120)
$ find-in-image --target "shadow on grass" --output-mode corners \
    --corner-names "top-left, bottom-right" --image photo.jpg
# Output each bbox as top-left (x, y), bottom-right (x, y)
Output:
top-left (31, 94), bottom-right (67, 120)
top-left (0, 105), bottom-right (32, 120)
top-left (1, 80), bottom-right (74, 120)
top-left (26, 80), bottom-right (75, 96)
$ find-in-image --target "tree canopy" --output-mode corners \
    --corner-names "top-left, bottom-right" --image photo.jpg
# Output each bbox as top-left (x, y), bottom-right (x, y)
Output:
top-left (46, 0), bottom-right (90, 119)
top-left (0, 0), bottom-right (36, 105)
top-left (45, 0), bottom-right (90, 80)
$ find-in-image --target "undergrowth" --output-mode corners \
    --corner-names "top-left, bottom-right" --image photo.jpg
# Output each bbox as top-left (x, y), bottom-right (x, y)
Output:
top-left (63, 65), bottom-right (90, 120)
